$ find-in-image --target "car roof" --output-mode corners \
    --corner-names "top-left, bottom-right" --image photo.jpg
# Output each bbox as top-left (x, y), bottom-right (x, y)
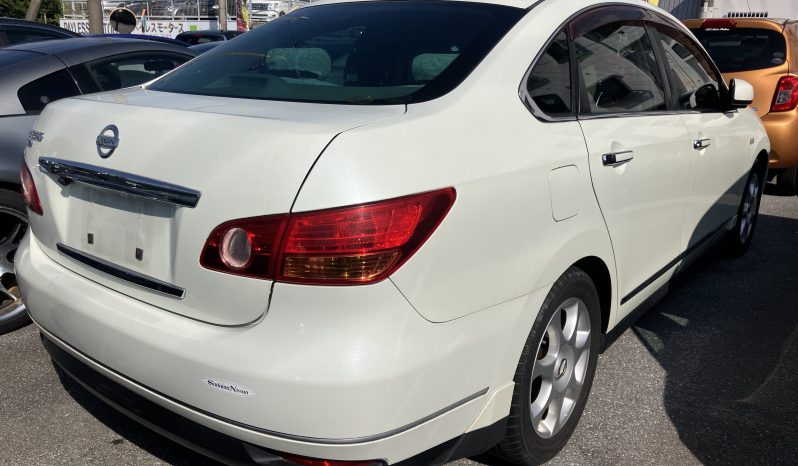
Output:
top-left (304, 0), bottom-right (540, 8)
top-left (86, 34), bottom-right (190, 47)
top-left (0, 17), bottom-right (80, 35)
top-left (177, 30), bottom-right (227, 36)
top-left (3, 37), bottom-right (197, 66)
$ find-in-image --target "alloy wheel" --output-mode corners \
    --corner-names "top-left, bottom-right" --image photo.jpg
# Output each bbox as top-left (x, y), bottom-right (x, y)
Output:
top-left (739, 173), bottom-right (760, 243)
top-left (529, 297), bottom-right (592, 439)
top-left (0, 206), bottom-right (28, 323)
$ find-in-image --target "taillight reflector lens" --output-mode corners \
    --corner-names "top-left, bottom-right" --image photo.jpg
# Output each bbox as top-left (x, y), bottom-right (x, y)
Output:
top-left (283, 455), bottom-right (381, 466)
top-left (200, 188), bottom-right (456, 284)
top-left (771, 75), bottom-right (798, 112)
top-left (20, 162), bottom-right (43, 215)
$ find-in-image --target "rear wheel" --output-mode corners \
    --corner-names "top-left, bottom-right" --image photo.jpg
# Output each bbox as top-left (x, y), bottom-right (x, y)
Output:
top-left (775, 167), bottom-right (797, 196)
top-left (723, 166), bottom-right (764, 257)
top-left (0, 188), bottom-right (30, 335)
top-left (493, 267), bottom-right (601, 465)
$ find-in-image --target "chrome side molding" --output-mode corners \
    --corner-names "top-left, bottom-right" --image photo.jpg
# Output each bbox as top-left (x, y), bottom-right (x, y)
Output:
top-left (39, 157), bottom-right (201, 208)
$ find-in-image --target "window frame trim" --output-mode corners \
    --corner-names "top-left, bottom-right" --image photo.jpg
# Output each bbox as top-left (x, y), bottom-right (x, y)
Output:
top-left (518, 26), bottom-right (577, 122)
top-left (519, 3), bottom-right (685, 122)
top-left (646, 11), bottom-right (732, 114)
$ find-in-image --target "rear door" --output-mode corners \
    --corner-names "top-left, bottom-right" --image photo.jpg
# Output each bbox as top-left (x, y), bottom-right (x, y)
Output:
top-left (651, 20), bottom-right (751, 248)
top-left (574, 7), bottom-right (693, 315)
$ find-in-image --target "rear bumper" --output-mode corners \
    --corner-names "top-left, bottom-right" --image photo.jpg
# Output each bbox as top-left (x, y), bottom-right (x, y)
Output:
top-left (18, 233), bottom-right (541, 463)
top-left (762, 109), bottom-right (798, 168)
top-left (39, 328), bottom-right (505, 466)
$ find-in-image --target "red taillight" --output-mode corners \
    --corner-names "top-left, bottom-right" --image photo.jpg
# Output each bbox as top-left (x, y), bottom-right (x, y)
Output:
top-left (771, 75), bottom-right (798, 112)
top-left (200, 214), bottom-right (287, 278)
top-left (283, 455), bottom-right (381, 466)
top-left (200, 188), bottom-right (456, 284)
top-left (20, 162), bottom-right (42, 215)
top-left (701, 18), bottom-right (736, 30)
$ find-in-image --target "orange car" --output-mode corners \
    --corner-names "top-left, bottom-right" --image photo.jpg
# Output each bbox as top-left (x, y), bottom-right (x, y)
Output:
top-left (685, 18), bottom-right (798, 194)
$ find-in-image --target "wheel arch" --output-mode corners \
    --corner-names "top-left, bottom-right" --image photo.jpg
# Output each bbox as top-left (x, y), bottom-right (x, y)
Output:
top-left (572, 256), bottom-right (612, 335)
top-left (0, 181), bottom-right (20, 194)
top-left (754, 149), bottom-right (769, 175)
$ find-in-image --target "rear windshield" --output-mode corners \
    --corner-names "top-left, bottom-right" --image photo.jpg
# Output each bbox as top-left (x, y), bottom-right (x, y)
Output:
top-left (149, 1), bottom-right (524, 105)
top-left (690, 27), bottom-right (787, 73)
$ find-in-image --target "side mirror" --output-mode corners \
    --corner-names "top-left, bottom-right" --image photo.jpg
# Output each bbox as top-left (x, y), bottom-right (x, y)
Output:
top-left (109, 8), bottom-right (137, 34)
top-left (729, 78), bottom-right (754, 108)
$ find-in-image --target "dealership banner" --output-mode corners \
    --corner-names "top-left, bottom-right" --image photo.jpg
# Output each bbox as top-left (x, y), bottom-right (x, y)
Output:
top-left (60, 19), bottom-right (238, 38)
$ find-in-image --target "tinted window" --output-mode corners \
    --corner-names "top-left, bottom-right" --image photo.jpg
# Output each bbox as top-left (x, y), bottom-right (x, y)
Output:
top-left (177, 34), bottom-right (224, 45)
top-left (84, 52), bottom-right (192, 91)
top-left (150, 1), bottom-right (524, 105)
top-left (653, 25), bottom-right (723, 111)
top-left (17, 69), bottom-right (80, 113)
top-left (691, 27), bottom-right (786, 73)
top-left (527, 30), bottom-right (572, 115)
top-left (2, 26), bottom-right (71, 46)
top-left (575, 21), bottom-right (666, 114)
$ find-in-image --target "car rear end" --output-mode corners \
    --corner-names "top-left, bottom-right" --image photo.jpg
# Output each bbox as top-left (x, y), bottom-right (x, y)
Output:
top-left (686, 18), bottom-right (798, 180)
top-left (16, 2), bottom-right (533, 464)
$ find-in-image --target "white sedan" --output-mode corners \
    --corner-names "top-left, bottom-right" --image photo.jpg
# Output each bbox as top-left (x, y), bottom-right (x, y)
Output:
top-left (17, 0), bottom-right (768, 464)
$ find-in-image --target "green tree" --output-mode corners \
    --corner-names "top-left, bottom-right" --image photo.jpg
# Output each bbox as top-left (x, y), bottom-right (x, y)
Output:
top-left (0, 0), bottom-right (64, 25)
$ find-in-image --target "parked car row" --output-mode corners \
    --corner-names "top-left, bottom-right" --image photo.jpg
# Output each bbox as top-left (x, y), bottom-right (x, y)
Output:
top-left (1, 0), bottom-right (795, 465)
top-left (6, 0), bottom-right (774, 465)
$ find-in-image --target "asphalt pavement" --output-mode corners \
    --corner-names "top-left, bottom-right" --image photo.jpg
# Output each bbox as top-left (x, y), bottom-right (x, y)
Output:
top-left (2, 190), bottom-right (797, 466)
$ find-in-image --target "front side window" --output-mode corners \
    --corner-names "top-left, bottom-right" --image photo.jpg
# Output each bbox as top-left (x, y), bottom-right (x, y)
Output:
top-left (84, 52), bottom-right (192, 91)
top-left (150, 1), bottom-right (524, 104)
top-left (653, 25), bottom-right (724, 111)
top-left (574, 21), bottom-right (666, 114)
top-left (526, 29), bottom-right (572, 116)
top-left (17, 69), bottom-right (80, 113)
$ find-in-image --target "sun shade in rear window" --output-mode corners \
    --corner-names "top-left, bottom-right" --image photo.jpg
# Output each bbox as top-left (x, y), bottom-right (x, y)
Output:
top-left (690, 27), bottom-right (787, 73)
top-left (148, 1), bottom-right (524, 105)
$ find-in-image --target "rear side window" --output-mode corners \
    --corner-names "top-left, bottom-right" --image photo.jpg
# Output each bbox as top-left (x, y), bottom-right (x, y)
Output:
top-left (654, 25), bottom-right (724, 111)
top-left (82, 52), bottom-right (192, 91)
top-left (691, 27), bottom-right (786, 73)
top-left (17, 69), bottom-right (80, 113)
top-left (150, 1), bottom-right (524, 105)
top-left (574, 21), bottom-right (666, 114)
top-left (526, 29), bottom-right (572, 115)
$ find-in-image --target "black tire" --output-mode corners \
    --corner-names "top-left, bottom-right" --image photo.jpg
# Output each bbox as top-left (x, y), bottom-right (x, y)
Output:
top-left (775, 167), bottom-right (798, 196)
top-left (722, 165), bottom-right (765, 257)
top-left (0, 188), bottom-right (30, 335)
top-left (493, 267), bottom-right (601, 465)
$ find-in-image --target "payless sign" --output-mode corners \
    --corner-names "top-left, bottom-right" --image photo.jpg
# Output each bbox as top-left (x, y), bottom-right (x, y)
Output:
top-left (59, 19), bottom-right (237, 38)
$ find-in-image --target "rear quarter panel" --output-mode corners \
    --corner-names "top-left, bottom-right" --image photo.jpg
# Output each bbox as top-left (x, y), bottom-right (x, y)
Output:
top-left (292, 0), bottom-right (618, 325)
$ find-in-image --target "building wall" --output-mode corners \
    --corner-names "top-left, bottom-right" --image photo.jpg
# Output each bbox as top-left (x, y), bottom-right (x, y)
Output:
top-left (707, 0), bottom-right (798, 18)
top-left (656, 0), bottom-right (703, 19)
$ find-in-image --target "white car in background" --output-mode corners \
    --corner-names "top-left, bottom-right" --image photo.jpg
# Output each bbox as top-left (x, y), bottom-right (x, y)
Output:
top-left (17, 0), bottom-right (768, 465)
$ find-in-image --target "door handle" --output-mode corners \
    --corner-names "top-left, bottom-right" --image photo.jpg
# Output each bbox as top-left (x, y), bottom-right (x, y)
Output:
top-left (602, 150), bottom-right (635, 167)
top-left (693, 138), bottom-right (712, 150)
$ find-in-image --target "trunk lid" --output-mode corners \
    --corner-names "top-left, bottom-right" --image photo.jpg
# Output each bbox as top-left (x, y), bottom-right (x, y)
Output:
top-left (27, 89), bottom-right (405, 325)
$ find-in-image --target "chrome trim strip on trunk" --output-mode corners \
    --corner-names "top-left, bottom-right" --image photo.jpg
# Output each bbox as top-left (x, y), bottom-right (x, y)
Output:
top-left (38, 157), bottom-right (201, 208)
top-left (56, 243), bottom-right (185, 299)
